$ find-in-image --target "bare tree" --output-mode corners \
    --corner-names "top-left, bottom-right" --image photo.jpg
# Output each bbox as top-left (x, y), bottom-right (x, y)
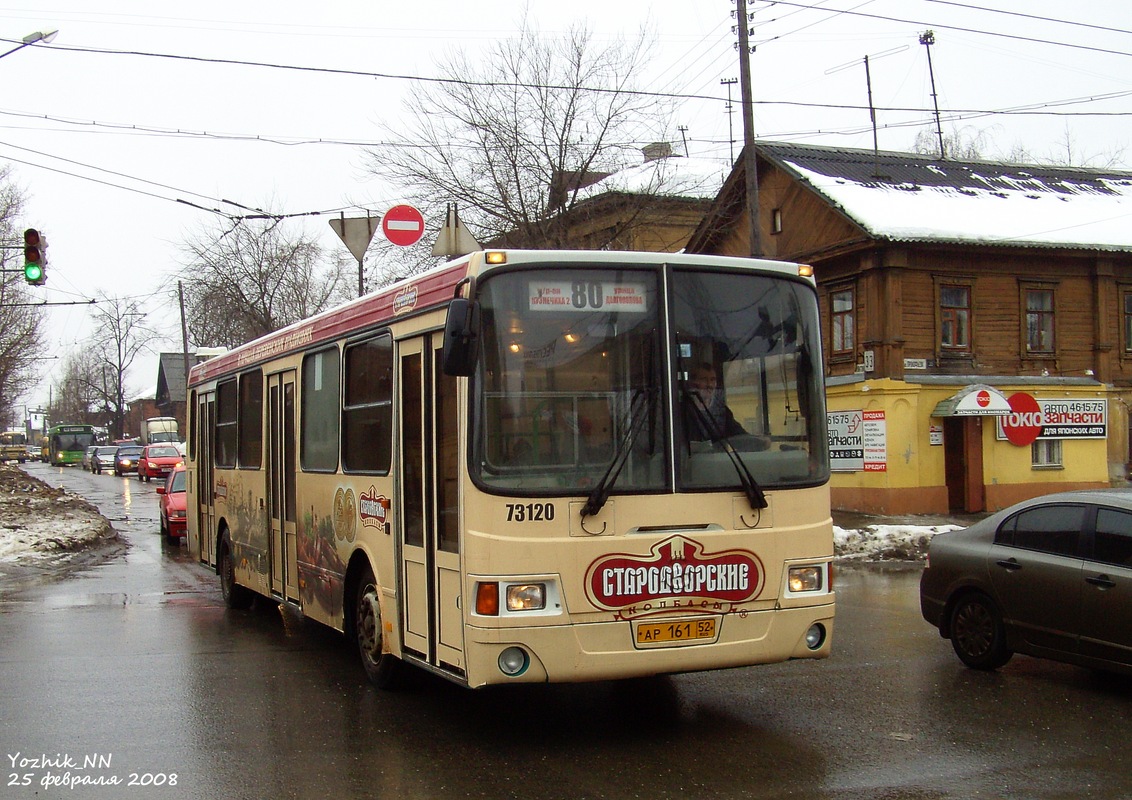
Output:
top-left (912, 126), bottom-right (990, 160)
top-left (363, 13), bottom-right (674, 284)
top-left (0, 164), bottom-right (47, 428)
top-left (176, 218), bottom-right (353, 349)
top-left (50, 348), bottom-right (108, 429)
top-left (51, 296), bottom-right (157, 438)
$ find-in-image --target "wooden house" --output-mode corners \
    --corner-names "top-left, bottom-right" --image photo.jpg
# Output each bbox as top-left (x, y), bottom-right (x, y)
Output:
top-left (687, 141), bottom-right (1132, 514)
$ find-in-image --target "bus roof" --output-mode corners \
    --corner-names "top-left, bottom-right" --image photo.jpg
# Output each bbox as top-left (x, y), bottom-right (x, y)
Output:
top-left (188, 249), bottom-right (809, 386)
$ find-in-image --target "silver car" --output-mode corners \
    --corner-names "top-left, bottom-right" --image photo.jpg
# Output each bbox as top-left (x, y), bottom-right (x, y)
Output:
top-left (920, 489), bottom-right (1132, 675)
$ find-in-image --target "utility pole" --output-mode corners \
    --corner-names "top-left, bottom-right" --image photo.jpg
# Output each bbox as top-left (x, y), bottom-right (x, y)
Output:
top-left (735, 0), bottom-right (762, 257)
top-left (178, 281), bottom-right (190, 398)
top-left (919, 30), bottom-right (945, 159)
top-left (720, 77), bottom-right (738, 164)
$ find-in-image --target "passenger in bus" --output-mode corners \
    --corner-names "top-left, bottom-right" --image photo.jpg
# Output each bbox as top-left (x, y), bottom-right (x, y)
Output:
top-left (686, 362), bottom-right (747, 441)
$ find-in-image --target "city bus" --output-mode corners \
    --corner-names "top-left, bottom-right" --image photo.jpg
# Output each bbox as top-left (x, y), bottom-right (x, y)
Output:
top-left (0, 429), bottom-right (28, 463)
top-left (46, 424), bottom-right (97, 466)
top-left (186, 250), bottom-right (835, 689)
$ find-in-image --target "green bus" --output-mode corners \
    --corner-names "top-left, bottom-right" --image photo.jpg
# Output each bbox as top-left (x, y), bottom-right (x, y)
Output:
top-left (47, 424), bottom-right (97, 466)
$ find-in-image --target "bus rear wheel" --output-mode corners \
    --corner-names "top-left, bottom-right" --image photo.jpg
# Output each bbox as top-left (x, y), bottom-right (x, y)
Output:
top-left (219, 536), bottom-right (253, 610)
top-left (355, 566), bottom-right (402, 689)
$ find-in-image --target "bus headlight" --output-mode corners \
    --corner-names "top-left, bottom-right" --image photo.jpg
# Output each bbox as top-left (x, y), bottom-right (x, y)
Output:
top-left (788, 565), bottom-right (823, 593)
top-left (506, 583), bottom-right (546, 611)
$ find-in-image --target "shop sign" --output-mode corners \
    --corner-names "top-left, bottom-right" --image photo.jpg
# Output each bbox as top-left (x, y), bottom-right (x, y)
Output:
top-left (828, 409), bottom-right (887, 471)
top-left (996, 393), bottom-right (1107, 446)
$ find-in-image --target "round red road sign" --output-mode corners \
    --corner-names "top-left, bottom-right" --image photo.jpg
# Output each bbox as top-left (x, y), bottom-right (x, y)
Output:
top-left (1001, 392), bottom-right (1043, 447)
top-left (381, 204), bottom-right (425, 247)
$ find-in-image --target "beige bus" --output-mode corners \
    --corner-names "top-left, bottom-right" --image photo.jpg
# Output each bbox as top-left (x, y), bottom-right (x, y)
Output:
top-left (186, 249), bottom-right (835, 688)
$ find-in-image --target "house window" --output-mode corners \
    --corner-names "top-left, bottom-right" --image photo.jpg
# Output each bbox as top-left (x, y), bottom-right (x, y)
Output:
top-left (940, 285), bottom-right (970, 351)
top-left (1025, 288), bottom-right (1055, 354)
top-left (1032, 438), bottom-right (1062, 469)
top-left (1123, 292), bottom-right (1132, 353)
top-left (831, 288), bottom-right (854, 356)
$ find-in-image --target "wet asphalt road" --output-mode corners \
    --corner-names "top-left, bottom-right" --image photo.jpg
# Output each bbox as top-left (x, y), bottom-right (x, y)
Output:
top-left (3, 462), bottom-right (1132, 800)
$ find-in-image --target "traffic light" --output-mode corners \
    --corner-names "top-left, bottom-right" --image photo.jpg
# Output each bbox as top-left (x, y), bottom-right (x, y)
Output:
top-left (23, 228), bottom-right (46, 286)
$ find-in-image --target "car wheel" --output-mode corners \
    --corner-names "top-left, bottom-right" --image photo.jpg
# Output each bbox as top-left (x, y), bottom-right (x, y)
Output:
top-left (950, 591), bottom-right (1012, 670)
top-left (219, 535), bottom-right (253, 610)
top-left (354, 565), bottom-right (403, 689)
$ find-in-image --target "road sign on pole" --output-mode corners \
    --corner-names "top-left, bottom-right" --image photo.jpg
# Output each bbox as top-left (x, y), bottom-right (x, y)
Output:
top-left (382, 204), bottom-right (425, 247)
top-left (329, 214), bottom-right (379, 262)
top-left (431, 203), bottom-right (481, 258)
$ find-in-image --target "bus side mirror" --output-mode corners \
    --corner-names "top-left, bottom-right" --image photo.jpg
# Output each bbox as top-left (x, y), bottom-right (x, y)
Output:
top-left (442, 297), bottom-right (481, 376)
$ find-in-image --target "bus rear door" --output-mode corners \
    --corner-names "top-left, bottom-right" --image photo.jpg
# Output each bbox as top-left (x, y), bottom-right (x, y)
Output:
top-left (195, 392), bottom-right (217, 566)
top-left (267, 371), bottom-right (299, 602)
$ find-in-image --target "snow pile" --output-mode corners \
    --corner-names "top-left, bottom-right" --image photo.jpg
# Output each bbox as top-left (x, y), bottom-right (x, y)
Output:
top-left (0, 466), bottom-right (117, 563)
top-left (834, 522), bottom-right (963, 561)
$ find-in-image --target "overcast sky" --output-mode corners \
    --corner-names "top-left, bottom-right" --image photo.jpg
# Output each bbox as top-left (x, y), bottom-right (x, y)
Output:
top-left (4, 1), bottom-right (1130, 409)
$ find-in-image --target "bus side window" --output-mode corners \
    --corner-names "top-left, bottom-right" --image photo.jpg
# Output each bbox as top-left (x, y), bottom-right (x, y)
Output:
top-left (343, 333), bottom-right (394, 473)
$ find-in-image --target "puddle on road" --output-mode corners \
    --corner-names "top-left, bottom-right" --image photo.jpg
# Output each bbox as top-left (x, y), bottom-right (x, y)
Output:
top-left (39, 589), bottom-right (215, 608)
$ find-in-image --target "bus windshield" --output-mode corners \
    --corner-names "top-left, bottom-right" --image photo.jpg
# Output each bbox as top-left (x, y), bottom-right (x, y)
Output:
top-left (472, 264), bottom-right (828, 495)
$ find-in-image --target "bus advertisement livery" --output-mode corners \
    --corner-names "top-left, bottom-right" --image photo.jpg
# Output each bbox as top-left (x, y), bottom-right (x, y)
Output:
top-left (186, 250), bottom-right (835, 688)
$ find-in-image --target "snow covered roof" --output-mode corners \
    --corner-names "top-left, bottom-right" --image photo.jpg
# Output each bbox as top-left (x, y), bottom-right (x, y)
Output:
top-left (758, 141), bottom-right (1132, 252)
top-left (577, 155), bottom-right (731, 203)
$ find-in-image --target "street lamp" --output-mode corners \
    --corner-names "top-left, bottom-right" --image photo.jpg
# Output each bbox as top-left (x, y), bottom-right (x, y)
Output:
top-left (0, 29), bottom-right (58, 61)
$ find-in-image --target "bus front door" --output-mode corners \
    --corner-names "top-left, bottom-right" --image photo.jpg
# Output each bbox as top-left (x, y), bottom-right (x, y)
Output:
top-left (399, 334), bottom-right (464, 677)
top-left (267, 371), bottom-right (299, 602)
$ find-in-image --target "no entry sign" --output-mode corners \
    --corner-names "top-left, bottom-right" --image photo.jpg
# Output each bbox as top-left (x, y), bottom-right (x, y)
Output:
top-left (382, 204), bottom-right (425, 247)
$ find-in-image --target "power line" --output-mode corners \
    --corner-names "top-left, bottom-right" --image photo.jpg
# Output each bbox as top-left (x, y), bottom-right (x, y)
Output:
top-left (919, 0), bottom-right (1132, 38)
top-left (754, 1), bottom-right (1132, 59)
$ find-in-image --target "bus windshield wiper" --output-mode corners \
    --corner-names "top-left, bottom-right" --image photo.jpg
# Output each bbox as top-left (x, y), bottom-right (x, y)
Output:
top-left (581, 389), bottom-right (651, 520)
top-left (684, 388), bottom-right (768, 510)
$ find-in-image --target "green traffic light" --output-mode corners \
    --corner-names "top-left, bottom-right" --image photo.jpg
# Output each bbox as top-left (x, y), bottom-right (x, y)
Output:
top-left (23, 261), bottom-right (43, 284)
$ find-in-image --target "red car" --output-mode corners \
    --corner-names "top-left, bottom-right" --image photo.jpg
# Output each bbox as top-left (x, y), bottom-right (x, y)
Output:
top-left (137, 444), bottom-right (183, 483)
top-left (157, 466), bottom-right (187, 540)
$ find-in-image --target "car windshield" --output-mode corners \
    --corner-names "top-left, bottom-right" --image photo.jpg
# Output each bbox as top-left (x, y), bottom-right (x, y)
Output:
top-left (97, 447), bottom-right (118, 456)
top-left (117, 448), bottom-right (142, 456)
top-left (149, 447), bottom-right (179, 458)
top-left (169, 471), bottom-right (186, 492)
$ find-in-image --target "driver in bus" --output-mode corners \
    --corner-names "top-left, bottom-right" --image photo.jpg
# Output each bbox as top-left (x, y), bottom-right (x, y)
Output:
top-left (686, 362), bottom-right (747, 440)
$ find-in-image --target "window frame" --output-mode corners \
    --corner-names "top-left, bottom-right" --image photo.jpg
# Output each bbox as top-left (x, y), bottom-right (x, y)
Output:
top-left (1031, 437), bottom-right (1062, 469)
top-left (994, 503), bottom-right (1084, 558)
top-left (939, 283), bottom-right (972, 354)
top-left (830, 286), bottom-right (855, 358)
top-left (300, 345), bottom-right (342, 473)
top-left (342, 331), bottom-right (394, 474)
top-left (214, 378), bottom-right (238, 469)
top-left (1023, 285), bottom-right (1056, 356)
top-left (237, 370), bottom-right (263, 469)
top-left (1122, 286), bottom-right (1132, 356)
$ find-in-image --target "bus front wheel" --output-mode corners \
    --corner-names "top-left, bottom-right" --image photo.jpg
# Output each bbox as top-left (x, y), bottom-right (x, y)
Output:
top-left (355, 566), bottom-right (402, 689)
